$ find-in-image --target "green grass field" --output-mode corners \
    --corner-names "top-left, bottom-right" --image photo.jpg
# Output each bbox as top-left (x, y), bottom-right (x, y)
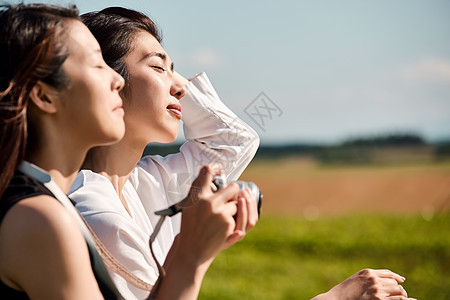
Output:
top-left (199, 214), bottom-right (450, 299)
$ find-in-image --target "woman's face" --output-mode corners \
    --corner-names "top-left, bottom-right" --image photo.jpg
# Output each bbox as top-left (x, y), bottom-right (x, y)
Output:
top-left (122, 31), bottom-right (186, 144)
top-left (56, 20), bottom-right (125, 147)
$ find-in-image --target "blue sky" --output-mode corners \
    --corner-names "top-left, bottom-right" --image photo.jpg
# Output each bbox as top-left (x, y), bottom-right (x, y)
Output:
top-left (8, 0), bottom-right (450, 144)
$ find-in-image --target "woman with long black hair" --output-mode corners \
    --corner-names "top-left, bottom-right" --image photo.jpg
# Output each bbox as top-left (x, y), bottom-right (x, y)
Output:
top-left (0, 3), bottom-right (126, 298)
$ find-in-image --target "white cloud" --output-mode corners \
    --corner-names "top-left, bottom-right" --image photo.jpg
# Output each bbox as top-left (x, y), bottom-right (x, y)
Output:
top-left (399, 57), bottom-right (450, 84)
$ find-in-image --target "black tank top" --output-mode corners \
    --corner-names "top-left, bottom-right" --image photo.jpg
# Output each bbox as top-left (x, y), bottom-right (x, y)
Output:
top-left (0, 170), bottom-right (120, 299)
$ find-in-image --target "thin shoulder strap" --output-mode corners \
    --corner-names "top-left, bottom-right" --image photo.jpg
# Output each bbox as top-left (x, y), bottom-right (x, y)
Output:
top-left (44, 180), bottom-right (128, 299)
top-left (80, 216), bottom-right (154, 291)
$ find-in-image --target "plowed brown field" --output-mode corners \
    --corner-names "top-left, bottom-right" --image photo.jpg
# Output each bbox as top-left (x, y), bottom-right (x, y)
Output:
top-left (239, 158), bottom-right (450, 218)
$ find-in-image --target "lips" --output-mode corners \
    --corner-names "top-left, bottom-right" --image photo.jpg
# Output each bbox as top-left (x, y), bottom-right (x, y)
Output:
top-left (113, 99), bottom-right (124, 116)
top-left (113, 106), bottom-right (125, 116)
top-left (166, 103), bottom-right (182, 119)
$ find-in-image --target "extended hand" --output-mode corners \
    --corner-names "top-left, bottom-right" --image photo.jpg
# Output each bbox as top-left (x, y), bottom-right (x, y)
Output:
top-left (313, 268), bottom-right (417, 300)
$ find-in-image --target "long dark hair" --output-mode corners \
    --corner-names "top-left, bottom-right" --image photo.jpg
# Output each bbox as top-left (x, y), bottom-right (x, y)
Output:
top-left (81, 7), bottom-right (162, 92)
top-left (0, 4), bottom-right (79, 197)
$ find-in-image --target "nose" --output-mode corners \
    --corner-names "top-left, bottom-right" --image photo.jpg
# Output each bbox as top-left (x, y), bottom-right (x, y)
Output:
top-left (170, 71), bottom-right (187, 100)
top-left (111, 69), bottom-right (125, 93)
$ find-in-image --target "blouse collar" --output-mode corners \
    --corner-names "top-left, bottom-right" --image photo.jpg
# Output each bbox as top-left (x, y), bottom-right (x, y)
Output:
top-left (17, 161), bottom-right (51, 183)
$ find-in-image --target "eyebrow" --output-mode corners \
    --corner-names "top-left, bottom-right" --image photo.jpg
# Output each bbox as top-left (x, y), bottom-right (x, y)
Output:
top-left (141, 51), bottom-right (174, 71)
top-left (89, 49), bottom-right (104, 62)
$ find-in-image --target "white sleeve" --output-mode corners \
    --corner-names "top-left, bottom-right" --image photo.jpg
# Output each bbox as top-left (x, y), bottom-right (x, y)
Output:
top-left (137, 72), bottom-right (259, 200)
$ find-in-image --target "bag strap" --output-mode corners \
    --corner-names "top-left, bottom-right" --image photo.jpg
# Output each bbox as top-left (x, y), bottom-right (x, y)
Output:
top-left (80, 216), bottom-right (154, 291)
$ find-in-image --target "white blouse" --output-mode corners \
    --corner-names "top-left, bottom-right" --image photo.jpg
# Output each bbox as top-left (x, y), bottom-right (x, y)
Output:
top-left (69, 72), bottom-right (259, 300)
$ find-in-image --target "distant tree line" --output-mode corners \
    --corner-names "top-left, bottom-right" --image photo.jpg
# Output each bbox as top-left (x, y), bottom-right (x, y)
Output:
top-left (341, 133), bottom-right (426, 147)
top-left (143, 133), bottom-right (450, 164)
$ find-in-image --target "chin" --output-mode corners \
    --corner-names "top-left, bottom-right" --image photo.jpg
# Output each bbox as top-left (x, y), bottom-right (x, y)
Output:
top-left (91, 134), bottom-right (122, 148)
top-left (104, 131), bottom-right (125, 146)
top-left (159, 128), bottom-right (179, 144)
top-left (161, 135), bottom-right (178, 144)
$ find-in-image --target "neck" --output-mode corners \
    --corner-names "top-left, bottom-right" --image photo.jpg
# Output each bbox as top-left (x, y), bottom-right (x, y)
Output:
top-left (26, 143), bottom-right (87, 194)
top-left (82, 133), bottom-right (147, 196)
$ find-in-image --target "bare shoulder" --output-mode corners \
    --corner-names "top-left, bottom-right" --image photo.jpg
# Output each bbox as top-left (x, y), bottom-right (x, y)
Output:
top-left (0, 194), bottom-right (84, 266)
top-left (1, 194), bottom-right (79, 240)
top-left (0, 194), bottom-right (96, 297)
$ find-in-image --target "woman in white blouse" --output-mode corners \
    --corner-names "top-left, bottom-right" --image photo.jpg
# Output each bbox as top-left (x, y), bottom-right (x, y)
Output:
top-left (69, 6), bottom-right (260, 300)
top-left (69, 7), bottom-right (413, 300)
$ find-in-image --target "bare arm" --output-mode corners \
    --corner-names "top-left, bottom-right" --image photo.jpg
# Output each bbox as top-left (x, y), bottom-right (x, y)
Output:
top-left (312, 269), bottom-right (417, 300)
top-left (0, 195), bottom-right (103, 299)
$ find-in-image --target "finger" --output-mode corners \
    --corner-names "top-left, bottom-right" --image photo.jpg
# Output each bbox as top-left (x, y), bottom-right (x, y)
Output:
top-left (192, 165), bottom-right (213, 189)
top-left (208, 164), bottom-right (225, 192)
top-left (225, 230), bottom-right (245, 246)
top-left (208, 163), bottom-right (224, 175)
top-left (378, 277), bottom-right (401, 286)
top-left (235, 196), bottom-right (248, 233)
top-left (214, 182), bottom-right (239, 204)
top-left (376, 281), bottom-right (408, 297)
top-left (185, 166), bottom-right (214, 207)
top-left (223, 201), bottom-right (238, 217)
top-left (372, 269), bottom-right (406, 283)
top-left (242, 188), bottom-right (258, 231)
top-left (397, 285), bottom-right (408, 297)
top-left (194, 164), bottom-right (225, 194)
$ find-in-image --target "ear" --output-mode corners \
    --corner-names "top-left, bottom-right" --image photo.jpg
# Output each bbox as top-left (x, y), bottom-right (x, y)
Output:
top-left (29, 81), bottom-right (59, 114)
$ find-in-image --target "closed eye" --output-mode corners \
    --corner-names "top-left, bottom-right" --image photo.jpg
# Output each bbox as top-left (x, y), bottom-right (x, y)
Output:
top-left (152, 66), bottom-right (166, 72)
top-left (95, 61), bottom-right (109, 69)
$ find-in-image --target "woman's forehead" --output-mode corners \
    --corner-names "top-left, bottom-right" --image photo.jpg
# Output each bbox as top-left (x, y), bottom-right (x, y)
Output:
top-left (64, 20), bottom-right (101, 58)
top-left (130, 31), bottom-right (166, 58)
